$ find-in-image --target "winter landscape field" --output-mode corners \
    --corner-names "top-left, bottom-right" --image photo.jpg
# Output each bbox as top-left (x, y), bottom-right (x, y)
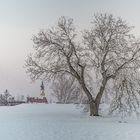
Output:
top-left (1, 1), bottom-right (140, 140)
top-left (0, 104), bottom-right (140, 140)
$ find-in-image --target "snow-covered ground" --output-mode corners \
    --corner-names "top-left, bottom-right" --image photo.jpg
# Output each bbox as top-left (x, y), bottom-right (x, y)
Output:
top-left (0, 104), bottom-right (140, 140)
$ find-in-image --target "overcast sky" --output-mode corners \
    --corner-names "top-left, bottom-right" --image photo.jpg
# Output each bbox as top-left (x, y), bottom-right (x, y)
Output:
top-left (0, 0), bottom-right (140, 97)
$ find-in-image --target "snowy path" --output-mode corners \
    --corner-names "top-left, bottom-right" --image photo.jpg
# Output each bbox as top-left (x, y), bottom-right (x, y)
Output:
top-left (0, 104), bottom-right (140, 140)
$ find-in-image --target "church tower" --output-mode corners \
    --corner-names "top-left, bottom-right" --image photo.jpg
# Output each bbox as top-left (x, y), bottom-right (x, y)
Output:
top-left (40, 81), bottom-right (45, 97)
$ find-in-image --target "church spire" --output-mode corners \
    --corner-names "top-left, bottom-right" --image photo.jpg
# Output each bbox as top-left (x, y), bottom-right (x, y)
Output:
top-left (41, 81), bottom-right (44, 90)
top-left (40, 81), bottom-right (45, 97)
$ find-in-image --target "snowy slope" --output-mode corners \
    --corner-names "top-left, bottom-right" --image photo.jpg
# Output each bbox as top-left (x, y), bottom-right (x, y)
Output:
top-left (0, 104), bottom-right (140, 140)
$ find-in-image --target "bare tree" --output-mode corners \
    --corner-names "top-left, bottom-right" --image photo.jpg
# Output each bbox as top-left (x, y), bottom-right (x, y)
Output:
top-left (26, 14), bottom-right (140, 116)
top-left (51, 76), bottom-right (81, 104)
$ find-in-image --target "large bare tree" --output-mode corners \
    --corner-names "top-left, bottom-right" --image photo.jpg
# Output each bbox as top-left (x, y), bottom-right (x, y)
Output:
top-left (26, 14), bottom-right (140, 116)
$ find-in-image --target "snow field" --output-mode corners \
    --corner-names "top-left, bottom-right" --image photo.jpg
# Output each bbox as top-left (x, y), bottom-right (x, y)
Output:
top-left (0, 104), bottom-right (140, 140)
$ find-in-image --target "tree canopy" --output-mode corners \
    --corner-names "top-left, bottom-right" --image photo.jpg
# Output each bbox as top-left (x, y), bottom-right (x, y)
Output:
top-left (26, 14), bottom-right (140, 116)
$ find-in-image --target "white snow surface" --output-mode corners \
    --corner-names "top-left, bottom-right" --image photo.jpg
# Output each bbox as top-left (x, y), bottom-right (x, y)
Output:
top-left (0, 104), bottom-right (140, 140)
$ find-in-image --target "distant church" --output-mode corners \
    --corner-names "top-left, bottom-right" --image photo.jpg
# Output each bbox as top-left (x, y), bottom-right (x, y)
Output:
top-left (27, 81), bottom-right (48, 103)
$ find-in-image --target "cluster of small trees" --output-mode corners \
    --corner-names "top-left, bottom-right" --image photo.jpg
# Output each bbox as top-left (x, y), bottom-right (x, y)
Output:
top-left (26, 13), bottom-right (140, 116)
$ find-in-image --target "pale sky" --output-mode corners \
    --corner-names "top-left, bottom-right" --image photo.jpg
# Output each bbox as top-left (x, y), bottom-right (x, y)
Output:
top-left (0, 0), bottom-right (140, 97)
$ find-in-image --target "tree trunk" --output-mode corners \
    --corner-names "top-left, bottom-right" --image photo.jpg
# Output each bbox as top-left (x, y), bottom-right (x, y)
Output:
top-left (89, 101), bottom-right (99, 116)
top-left (81, 75), bottom-right (108, 116)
